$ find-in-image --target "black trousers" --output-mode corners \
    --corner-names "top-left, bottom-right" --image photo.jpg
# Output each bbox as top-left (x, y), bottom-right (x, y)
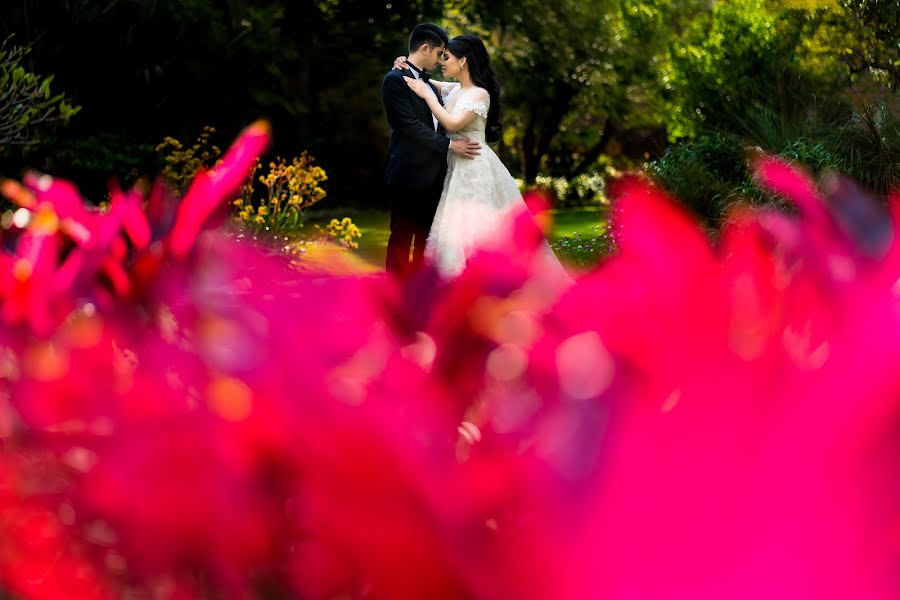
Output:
top-left (385, 180), bottom-right (443, 280)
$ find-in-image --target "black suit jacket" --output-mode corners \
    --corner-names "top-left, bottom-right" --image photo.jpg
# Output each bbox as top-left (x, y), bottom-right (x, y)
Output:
top-left (381, 68), bottom-right (450, 189)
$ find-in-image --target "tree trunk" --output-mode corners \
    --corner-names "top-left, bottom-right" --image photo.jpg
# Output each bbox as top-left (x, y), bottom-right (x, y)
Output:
top-left (518, 86), bottom-right (578, 185)
top-left (523, 144), bottom-right (542, 186)
top-left (519, 113), bottom-right (537, 184)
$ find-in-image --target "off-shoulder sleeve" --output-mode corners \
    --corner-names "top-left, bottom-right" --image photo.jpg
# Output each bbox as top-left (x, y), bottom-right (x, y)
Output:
top-left (456, 87), bottom-right (490, 118)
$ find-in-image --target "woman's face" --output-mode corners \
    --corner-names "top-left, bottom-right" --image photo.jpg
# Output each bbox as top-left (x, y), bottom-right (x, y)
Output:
top-left (443, 51), bottom-right (464, 78)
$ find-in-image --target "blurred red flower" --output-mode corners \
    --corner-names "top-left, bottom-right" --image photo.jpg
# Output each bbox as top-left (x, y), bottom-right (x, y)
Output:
top-left (0, 125), bottom-right (897, 598)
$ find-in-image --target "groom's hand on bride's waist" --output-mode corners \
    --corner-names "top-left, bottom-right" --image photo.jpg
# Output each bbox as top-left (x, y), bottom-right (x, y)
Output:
top-left (449, 138), bottom-right (480, 159)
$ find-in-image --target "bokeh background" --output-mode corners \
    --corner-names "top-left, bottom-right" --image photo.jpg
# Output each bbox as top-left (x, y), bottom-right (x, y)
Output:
top-left (2, 0), bottom-right (896, 222)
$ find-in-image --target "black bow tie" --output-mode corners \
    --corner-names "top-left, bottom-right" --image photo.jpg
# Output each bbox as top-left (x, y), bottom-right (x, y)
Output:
top-left (407, 63), bottom-right (431, 83)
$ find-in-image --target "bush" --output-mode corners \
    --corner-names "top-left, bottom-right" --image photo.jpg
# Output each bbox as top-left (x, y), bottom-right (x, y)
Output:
top-left (825, 102), bottom-right (900, 195)
top-left (156, 126), bottom-right (222, 195)
top-left (233, 152), bottom-right (328, 236)
top-left (320, 216), bottom-right (362, 250)
top-left (648, 101), bottom-right (900, 225)
top-left (0, 35), bottom-right (80, 150)
top-left (157, 129), bottom-right (333, 240)
top-left (732, 100), bottom-right (900, 193)
top-left (646, 131), bottom-right (755, 223)
top-left (519, 171), bottom-right (610, 208)
top-left (665, 0), bottom-right (829, 139)
top-left (653, 0), bottom-right (899, 224)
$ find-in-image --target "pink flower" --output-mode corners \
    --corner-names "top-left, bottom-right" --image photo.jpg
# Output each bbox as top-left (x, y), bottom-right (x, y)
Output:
top-left (1, 118), bottom-right (898, 599)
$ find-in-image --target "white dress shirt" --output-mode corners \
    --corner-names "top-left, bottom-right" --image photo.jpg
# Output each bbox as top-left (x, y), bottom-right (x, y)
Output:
top-left (409, 66), bottom-right (439, 131)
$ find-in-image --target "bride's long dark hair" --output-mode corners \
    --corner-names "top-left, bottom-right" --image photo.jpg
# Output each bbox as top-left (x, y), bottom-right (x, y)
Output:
top-left (447, 35), bottom-right (502, 143)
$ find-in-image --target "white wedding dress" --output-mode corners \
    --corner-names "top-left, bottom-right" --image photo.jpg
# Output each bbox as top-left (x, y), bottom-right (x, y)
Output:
top-left (425, 84), bottom-right (571, 281)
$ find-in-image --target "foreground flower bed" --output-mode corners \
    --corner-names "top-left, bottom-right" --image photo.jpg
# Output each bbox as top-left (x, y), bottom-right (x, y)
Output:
top-left (0, 122), bottom-right (898, 598)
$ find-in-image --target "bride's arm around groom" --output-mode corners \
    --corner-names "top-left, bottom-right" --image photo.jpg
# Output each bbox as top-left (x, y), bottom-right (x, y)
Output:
top-left (404, 77), bottom-right (485, 133)
top-left (381, 71), bottom-right (451, 155)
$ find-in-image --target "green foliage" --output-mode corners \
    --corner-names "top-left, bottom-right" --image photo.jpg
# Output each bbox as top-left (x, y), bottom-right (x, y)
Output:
top-left (662, 0), bottom-right (898, 137)
top-left (0, 36), bottom-right (80, 150)
top-left (647, 131), bottom-right (756, 222)
top-left (444, 0), bottom-right (684, 183)
top-left (831, 0), bottom-right (899, 89)
top-left (3, 0), bottom-right (895, 209)
top-left (823, 101), bottom-right (900, 193)
top-left (778, 138), bottom-right (845, 174)
top-left (665, 0), bottom-right (828, 138)
top-left (44, 133), bottom-right (160, 196)
top-left (649, 101), bottom-right (899, 224)
top-left (650, 0), bottom-right (899, 223)
top-left (647, 129), bottom-right (858, 225)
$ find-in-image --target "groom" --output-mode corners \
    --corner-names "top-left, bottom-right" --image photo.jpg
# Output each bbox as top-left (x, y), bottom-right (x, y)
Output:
top-left (381, 23), bottom-right (480, 280)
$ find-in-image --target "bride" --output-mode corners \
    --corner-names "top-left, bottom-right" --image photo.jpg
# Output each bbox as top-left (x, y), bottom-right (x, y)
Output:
top-left (398, 35), bottom-right (571, 281)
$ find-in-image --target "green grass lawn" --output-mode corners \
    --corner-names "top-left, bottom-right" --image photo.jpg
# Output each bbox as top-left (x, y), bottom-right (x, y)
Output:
top-left (302, 206), bottom-right (607, 269)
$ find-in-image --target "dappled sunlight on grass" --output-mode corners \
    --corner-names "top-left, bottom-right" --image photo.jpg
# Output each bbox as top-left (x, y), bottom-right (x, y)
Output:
top-left (288, 241), bottom-right (382, 275)
top-left (548, 206), bottom-right (607, 243)
top-left (303, 207), bottom-right (608, 270)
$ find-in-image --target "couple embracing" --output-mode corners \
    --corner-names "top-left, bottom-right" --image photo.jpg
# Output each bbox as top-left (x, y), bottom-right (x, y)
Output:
top-left (381, 23), bottom-right (568, 281)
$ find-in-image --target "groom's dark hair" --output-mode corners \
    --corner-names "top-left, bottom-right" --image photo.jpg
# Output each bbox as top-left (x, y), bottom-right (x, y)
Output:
top-left (408, 23), bottom-right (448, 54)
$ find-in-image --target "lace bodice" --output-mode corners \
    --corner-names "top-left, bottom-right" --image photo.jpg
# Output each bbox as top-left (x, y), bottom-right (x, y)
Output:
top-left (441, 84), bottom-right (489, 142)
top-left (426, 82), bottom-right (571, 283)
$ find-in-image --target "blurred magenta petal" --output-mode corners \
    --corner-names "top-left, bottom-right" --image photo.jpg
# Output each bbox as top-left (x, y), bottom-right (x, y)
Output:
top-left (0, 135), bottom-right (896, 599)
top-left (111, 183), bottom-right (152, 250)
top-left (754, 156), bottom-right (824, 220)
top-left (166, 120), bottom-right (271, 259)
top-left (22, 172), bottom-right (93, 227)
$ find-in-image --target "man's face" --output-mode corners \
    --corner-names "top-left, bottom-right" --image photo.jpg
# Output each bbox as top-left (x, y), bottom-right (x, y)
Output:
top-left (426, 44), bottom-right (445, 71)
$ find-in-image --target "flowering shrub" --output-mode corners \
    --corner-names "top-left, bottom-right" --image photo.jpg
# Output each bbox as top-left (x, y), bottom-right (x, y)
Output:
top-left (233, 152), bottom-right (328, 234)
top-left (155, 125), bottom-right (222, 194)
top-left (158, 129), bottom-right (331, 241)
top-left (517, 172), bottom-right (611, 208)
top-left (0, 120), bottom-right (898, 598)
top-left (319, 216), bottom-right (362, 250)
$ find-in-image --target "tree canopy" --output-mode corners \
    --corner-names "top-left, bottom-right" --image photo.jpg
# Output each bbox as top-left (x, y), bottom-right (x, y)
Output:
top-left (1, 0), bottom-right (896, 201)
